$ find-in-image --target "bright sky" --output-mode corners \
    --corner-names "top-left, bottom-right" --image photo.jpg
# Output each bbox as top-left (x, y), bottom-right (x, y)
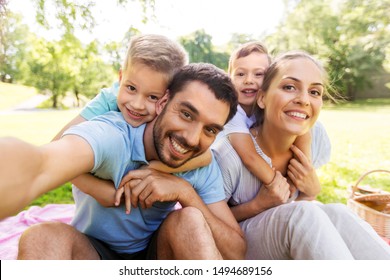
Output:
top-left (9, 0), bottom-right (285, 45)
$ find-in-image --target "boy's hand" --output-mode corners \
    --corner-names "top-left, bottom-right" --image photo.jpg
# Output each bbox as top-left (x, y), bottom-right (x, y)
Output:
top-left (115, 179), bottom-right (141, 214)
top-left (119, 168), bottom-right (194, 210)
top-left (288, 145), bottom-right (320, 197)
top-left (258, 170), bottom-right (291, 207)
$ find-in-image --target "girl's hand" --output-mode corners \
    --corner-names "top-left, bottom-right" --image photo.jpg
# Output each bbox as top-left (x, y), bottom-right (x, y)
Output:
top-left (288, 145), bottom-right (321, 197)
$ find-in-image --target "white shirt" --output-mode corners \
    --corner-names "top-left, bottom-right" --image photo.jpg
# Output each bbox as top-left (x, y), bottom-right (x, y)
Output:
top-left (211, 122), bottom-right (331, 205)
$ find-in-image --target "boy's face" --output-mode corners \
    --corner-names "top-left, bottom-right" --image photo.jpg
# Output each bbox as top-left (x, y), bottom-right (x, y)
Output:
top-left (230, 52), bottom-right (270, 114)
top-left (152, 81), bottom-right (229, 168)
top-left (117, 62), bottom-right (168, 127)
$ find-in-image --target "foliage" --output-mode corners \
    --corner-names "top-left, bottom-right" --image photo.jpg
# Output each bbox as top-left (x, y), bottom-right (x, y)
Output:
top-left (31, 0), bottom-right (155, 35)
top-left (179, 29), bottom-right (230, 70)
top-left (0, 11), bottom-right (30, 82)
top-left (226, 33), bottom-right (260, 53)
top-left (266, 0), bottom-right (390, 100)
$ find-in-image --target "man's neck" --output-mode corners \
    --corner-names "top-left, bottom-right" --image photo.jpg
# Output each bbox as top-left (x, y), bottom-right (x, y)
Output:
top-left (143, 119), bottom-right (158, 161)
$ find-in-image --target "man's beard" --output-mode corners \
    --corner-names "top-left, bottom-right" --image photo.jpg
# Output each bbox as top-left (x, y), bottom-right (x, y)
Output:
top-left (153, 110), bottom-right (201, 169)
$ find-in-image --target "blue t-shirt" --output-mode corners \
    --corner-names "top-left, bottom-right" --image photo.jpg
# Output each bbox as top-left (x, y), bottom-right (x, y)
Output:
top-left (63, 111), bottom-right (225, 254)
top-left (80, 82), bottom-right (119, 120)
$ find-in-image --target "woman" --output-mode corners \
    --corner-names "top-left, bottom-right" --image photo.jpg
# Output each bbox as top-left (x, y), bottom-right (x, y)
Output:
top-left (212, 51), bottom-right (390, 259)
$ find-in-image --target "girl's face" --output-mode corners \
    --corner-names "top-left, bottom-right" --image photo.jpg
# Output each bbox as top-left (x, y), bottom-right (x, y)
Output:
top-left (230, 52), bottom-right (270, 114)
top-left (258, 57), bottom-right (324, 136)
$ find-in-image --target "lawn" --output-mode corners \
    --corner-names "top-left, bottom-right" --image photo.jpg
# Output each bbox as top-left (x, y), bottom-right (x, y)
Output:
top-left (0, 82), bottom-right (38, 110)
top-left (317, 100), bottom-right (390, 203)
top-left (1, 81), bottom-right (389, 207)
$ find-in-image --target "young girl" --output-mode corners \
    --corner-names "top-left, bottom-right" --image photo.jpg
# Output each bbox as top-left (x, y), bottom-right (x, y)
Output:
top-left (222, 42), bottom-right (324, 200)
top-left (212, 51), bottom-right (390, 259)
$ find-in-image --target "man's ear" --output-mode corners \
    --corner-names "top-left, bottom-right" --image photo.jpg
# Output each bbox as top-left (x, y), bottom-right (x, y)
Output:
top-left (156, 90), bottom-right (170, 115)
top-left (257, 90), bottom-right (266, 109)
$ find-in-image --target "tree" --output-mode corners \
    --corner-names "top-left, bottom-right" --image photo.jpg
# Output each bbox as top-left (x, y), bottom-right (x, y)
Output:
top-left (179, 29), bottom-right (229, 70)
top-left (31, 0), bottom-right (155, 36)
top-left (267, 0), bottom-right (390, 100)
top-left (0, 6), bottom-right (30, 82)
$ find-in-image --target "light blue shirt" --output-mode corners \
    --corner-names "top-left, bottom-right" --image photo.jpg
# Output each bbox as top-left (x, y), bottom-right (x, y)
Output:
top-left (64, 111), bottom-right (225, 254)
top-left (80, 81), bottom-right (119, 120)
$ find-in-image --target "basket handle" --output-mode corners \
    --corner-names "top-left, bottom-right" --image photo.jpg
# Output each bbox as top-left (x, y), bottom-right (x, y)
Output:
top-left (351, 169), bottom-right (390, 196)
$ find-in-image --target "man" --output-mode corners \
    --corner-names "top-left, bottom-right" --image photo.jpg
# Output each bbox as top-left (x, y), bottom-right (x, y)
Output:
top-left (0, 63), bottom-right (245, 260)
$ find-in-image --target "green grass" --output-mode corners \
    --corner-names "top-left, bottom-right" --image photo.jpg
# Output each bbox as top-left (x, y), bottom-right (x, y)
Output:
top-left (1, 81), bottom-right (390, 207)
top-left (316, 100), bottom-right (390, 203)
top-left (0, 109), bottom-right (81, 145)
top-left (0, 82), bottom-right (38, 110)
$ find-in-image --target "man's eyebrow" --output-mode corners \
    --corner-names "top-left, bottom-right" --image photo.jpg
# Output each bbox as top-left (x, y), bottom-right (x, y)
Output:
top-left (181, 101), bottom-right (225, 131)
top-left (181, 101), bottom-right (199, 116)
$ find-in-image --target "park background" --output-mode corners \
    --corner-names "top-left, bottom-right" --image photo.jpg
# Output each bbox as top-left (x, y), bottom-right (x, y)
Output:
top-left (0, 0), bottom-right (389, 209)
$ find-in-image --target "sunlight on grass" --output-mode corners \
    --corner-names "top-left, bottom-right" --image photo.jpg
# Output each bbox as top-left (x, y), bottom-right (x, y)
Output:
top-left (316, 106), bottom-right (390, 203)
top-left (0, 109), bottom-right (81, 145)
top-left (0, 82), bottom-right (38, 110)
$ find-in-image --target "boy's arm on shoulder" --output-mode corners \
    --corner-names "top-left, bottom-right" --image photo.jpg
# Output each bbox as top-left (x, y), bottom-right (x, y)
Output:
top-left (293, 131), bottom-right (312, 160)
top-left (0, 135), bottom-right (94, 219)
top-left (229, 133), bottom-right (275, 185)
top-left (71, 174), bottom-right (116, 207)
top-left (52, 114), bottom-right (87, 141)
top-left (148, 150), bottom-right (212, 173)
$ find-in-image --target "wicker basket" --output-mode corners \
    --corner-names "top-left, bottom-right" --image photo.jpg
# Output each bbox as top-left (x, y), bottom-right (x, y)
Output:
top-left (347, 169), bottom-right (390, 238)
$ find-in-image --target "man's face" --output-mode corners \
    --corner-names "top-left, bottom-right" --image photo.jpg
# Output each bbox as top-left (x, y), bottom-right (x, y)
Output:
top-left (153, 81), bottom-right (230, 168)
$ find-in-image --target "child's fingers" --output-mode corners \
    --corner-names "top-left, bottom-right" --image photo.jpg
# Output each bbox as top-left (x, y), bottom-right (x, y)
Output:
top-left (114, 187), bottom-right (124, 206)
top-left (125, 185), bottom-right (131, 214)
top-left (290, 145), bottom-right (309, 165)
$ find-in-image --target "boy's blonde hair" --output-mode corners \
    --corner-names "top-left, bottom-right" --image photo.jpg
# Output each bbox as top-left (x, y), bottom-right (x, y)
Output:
top-left (123, 34), bottom-right (188, 82)
top-left (228, 41), bottom-right (271, 75)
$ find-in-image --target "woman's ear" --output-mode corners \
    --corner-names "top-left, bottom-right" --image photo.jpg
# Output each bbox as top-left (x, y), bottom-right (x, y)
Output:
top-left (156, 90), bottom-right (170, 115)
top-left (257, 90), bottom-right (266, 109)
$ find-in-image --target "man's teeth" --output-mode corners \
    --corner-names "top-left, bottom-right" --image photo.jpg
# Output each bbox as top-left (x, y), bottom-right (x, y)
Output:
top-left (171, 138), bottom-right (188, 154)
top-left (288, 112), bottom-right (308, 119)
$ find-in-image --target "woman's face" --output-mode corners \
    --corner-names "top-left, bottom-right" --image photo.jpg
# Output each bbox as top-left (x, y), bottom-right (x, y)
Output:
top-left (258, 57), bottom-right (324, 136)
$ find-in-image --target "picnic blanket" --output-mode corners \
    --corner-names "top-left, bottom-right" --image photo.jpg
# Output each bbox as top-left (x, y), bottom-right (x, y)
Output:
top-left (0, 204), bottom-right (75, 260)
top-left (1, 203), bottom-right (389, 260)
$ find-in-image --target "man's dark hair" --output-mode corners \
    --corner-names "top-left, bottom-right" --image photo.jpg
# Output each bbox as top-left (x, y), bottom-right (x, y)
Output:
top-left (167, 63), bottom-right (238, 124)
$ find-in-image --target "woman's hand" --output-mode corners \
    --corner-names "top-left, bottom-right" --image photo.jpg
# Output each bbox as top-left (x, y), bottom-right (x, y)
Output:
top-left (288, 145), bottom-right (321, 197)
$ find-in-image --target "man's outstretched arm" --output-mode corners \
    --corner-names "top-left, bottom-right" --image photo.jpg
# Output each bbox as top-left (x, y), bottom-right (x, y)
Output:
top-left (0, 136), bottom-right (94, 219)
